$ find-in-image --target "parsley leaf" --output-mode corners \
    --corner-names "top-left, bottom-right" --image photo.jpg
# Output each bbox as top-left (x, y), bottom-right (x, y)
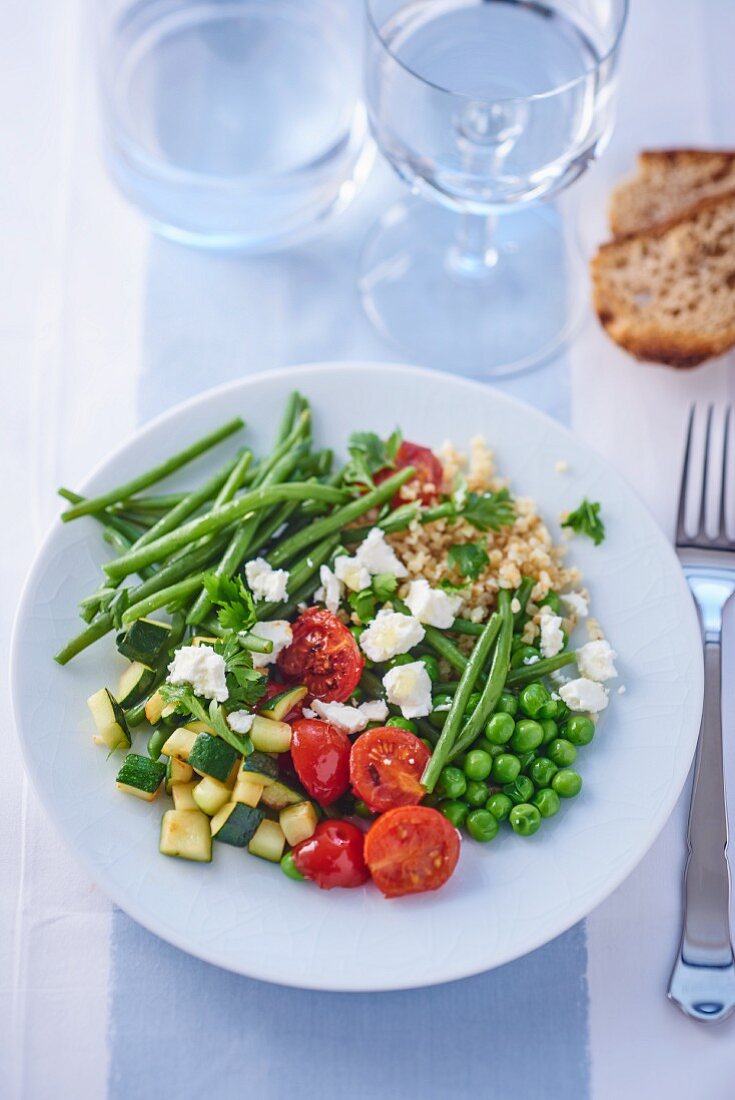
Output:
top-left (342, 429), bottom-right (402, 488)
top-left (371, 572), bottom-right (398, 601)
top-left (561, 498), bottom-right (605, 546)
top-left (158, 682), bottom-right (253, 756)
top-left (438, 578), bottom-right (469, 594)
top-left (348, 588), bottom-right (377, 624)
top-left (213, 635), bottom-right (268, 709)
top-left (203, 572), bottom-right (256, 633)
top-left (448, 542), bottom-right (490, 581)
top-left (460, 489), bottom-right (515, 532)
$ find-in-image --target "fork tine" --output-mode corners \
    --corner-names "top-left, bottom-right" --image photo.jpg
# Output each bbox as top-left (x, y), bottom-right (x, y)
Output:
top-left (719, 407), bottom-right (731, 538)
top-left (677, 406), bottom-right (696, 542)
top-left (696, 405), bottom-right (714, 537)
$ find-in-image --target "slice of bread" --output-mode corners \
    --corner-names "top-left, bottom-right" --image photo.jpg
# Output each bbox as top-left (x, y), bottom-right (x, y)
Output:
top-left (592, 190), bottom-right (735, 367)
top-left (609, 150), bottom-right (735, 237)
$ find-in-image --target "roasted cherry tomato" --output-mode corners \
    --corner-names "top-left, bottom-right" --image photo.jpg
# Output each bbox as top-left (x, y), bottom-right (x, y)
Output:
top-left (277, 607), bottom-right (363, 703)
top-left (290, 718), bottom-right (351, 806)
top-left (375, 441), bottom-right (443, 507)
top-left (350, 726), bottom-right (431, 813)
top-left (292, 820), bottom-right (369, 890)
top-left (364, 805), bottom-right (461, 898)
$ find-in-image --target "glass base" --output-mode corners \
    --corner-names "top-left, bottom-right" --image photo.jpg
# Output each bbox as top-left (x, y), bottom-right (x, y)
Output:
top-left (359, 199), bottom-right (586, 378)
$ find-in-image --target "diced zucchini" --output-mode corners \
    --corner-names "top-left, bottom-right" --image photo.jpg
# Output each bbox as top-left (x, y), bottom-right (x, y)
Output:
top-left (87, 688), bottom-right (131, 751)
top-left (240, 751), bottom-right (279, 785)
top-left (184, 720), bottom-right (215, 735)
top-left (250, 716), bottom-right (292, 753)
top-left (188, 733), bottom-right (239, 782)
top-left (171, 780), bottom-right (199, 811)
top-left (248, 819), bottom-right (286, 862)
top-left (165, 756), bottom-right (193, 792)
top-left (116, 661), bottom-right (155, 708)
top-left (160, 810), bottom-right (212, 862)
top-left (260, 780), bottom-right (304, 811)
top-left (192, 635), bottom-right (218, 647)
top-left (260, 685), bottom-right (308, 722)
top-left (116, 618), bottom-right (171, 668)
top-left (145, 690), bottom-right (165, 725)
top-left (192, 775), bottom-right (232, 816)
top-left (210, 802), bottom-right (264, 847)
top-left (232, 777), bottom-right (265, 808)
top-left (279, 801), bottom-right (318, 846)
top-left (161, 727), bottom-right (197, 761)
top-left (115, 753), bottom-right (166, 800)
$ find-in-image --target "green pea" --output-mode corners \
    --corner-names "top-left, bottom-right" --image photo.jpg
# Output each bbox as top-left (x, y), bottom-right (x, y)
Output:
top-left (518, 751), bottom-right (536, 773)
top-left (539, 590), bottom-right (561, 613)
top-left (562, 715), bottom-right (595, 746)
top-left (386, 716), bottom-right (418, 735)
top-left (466, 809), bottom-right (499, 842)
top-left (539, 718), bottom-right (559, 745)
top-left (486, 792), bottom-right (513, 820)
top-left (354, 799), bottom-right (375, 819)
top-left (438, 766), bottom-right (467, 800)
top-left (364, 721), bottom-right (383, 731)
top-left (503, 775), bottom-right (534, 804)
top-left (463, 749), bottom-right (493, 782)
top-left (554, 700), bottom-right (569, 721)
top-left (552, 769), bottom-right (583, 798)
top-left (533, 788), bottom-right (561, 818)
top-left (280, 851), bottom-right (305, 881)
top-left (510, 719), bottom-right (544, 754)
top-left (465, 780), bottom-right (489, 807)
top-left (387, 653), bottom-right (414, 668)
top-left (491, 753), bottom-right (521, 784)
top-left (495, 692), bottom-right (518, 717)
top-left (430, 693), bottom-right (453, 728)
top-left (547, 738), bottom-right (577, 767)
top-left (465, 691), bottom-right (482, 716)
top-left (474, 737), bottom-right (501, 757)
top-left (529, 757), bottom-right (558, 788)
top-left (485, 711), bottom-right (515, 745)
top-left (538, 697), bottom-right (561, 720)
top-left (509, 803), bottom-right (542, 836)
top-left (419, 654), bottom-right (440, 683)
top-left (439, 799), bottom-right (469, 829)
top-left (511, 645), bottom-right (540, 669)
top-left (519, 682), bottom-right (551, 719)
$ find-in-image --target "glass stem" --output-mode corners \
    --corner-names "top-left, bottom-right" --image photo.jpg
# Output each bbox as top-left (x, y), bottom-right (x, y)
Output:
top-left (448, 212), bottom-right (499, 280)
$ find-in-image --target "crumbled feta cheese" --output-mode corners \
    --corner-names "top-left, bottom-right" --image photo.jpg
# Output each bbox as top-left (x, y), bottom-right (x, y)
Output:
top-left (358, 699), bottom-right (389, 723)
top-left (382, 661), bottom-right (433, 719)
top-left (561, 591), bottom-right (588, 619)
top-left (314, 563), bottom-right (343, 614)
top-left (334, 555), bottom-right (371, 593)
top-left (354, 528), bottom-right (407, 577)
top-left (359, 609), bottom-right (425, 662)
top-left (433, 701), bottom-right (452, 712)
top-left (302, 707), bottom-right (317, 719)
top-left (167, 645), bottom-right (228, 702)
top-left (227, 709), bottom-right (254, 734)
top-left (311, 698), bottom-right (367, 735)
top-left (510, 598), bottom-right (521, 614)
top-left (297, 601), bottom-right (308, 613)
top-left (523, 655), bottom-right (540, 666)
top-left (559, 677), bottom-right (609, 713)
top-left (404, 578), bottom-right (463, 629)
top-left (249, 620), bottom-right (293, 669)
top-left (576, 640), bottom-right (617, 682)
top-left (539, 607), bottom-right (565, 659)
top-left (555, 459), bottom-right (569, 474)
top-left (245, 557), bottom-right (289, 603)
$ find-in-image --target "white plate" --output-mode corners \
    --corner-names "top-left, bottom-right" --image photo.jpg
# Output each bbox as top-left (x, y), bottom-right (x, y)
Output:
top-left (10, 362), bottom-right (703, 991)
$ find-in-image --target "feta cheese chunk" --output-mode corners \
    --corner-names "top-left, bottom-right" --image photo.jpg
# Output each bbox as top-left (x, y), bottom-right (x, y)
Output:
top-left (404, 578), bottom-right (463, 629)
top-left (358, 699), bottom-right (389, 723)
top-left (314, 563), bottom-right (343, 614)
top-left (576, 640), bottom-right (617, 682)
top-left (311, 699), bottom-right (367, 735)
top-left (227, 710), bottom-right (255, 735)
top-left (359, 609), bottom-right (425, 662)
top-left (334, 555), bottom-right (371, 593)
top-left (248, 620), bottom-right (293, 669)
top-left (559, 677), bottom-right (609, 714)
top-left (245, 557), bottom-right (290, 603)
top-left (382, 661), bottom-right (433, 719)
top-left (539, 607), bottom-right (565, 659)
top-left (561, 591), bottom-right (588, 619)
top-left (167, 645), bottom-right (228, 703)
top-left (354, 528), bottom-right (407, 577)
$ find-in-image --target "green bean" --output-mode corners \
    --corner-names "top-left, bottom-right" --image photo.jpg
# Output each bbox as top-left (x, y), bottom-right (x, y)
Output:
top-left (238, 632), bottom-right (274, 654)
top-left (54, 613), bottom-right (114, 665)
top-left (423, 625), bottom-right (468, 673)
top-left (58, 489), bottom-right (144, 543)
top-left (513, 577), bottom-right (535, 629)
top-left (505, 652), bottom-right (575, 687)
top-left (147, 728), bottom-right (169, 760)
top-left (450, 618), bottom-right (485, 637)
top-left (102, 526), bottom-right (137, 558)
top-left (120, 573), bottom-right (208, 626)
top-left (266, 467), bottom-right (415, 568)
top-left (61, 418), bottom-right (245, 521)
top-left (276, 391), bottom-right (302, 445)
top-left (114, 492), bottom-right (188, 514)
top-left (132, 452), bottom-right (244, 549)
top-left (421, 611), bottom-right (501, 793)
top-left (449, 592), bottom-right (514, 761)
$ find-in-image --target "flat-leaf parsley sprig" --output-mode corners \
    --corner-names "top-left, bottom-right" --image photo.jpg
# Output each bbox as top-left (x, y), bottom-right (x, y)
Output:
top-left (562, 498), bottom-right (605, 545)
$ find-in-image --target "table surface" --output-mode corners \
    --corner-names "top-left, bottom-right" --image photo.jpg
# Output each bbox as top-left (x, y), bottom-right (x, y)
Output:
top-left (4, 2), bottom-right (735, 1098)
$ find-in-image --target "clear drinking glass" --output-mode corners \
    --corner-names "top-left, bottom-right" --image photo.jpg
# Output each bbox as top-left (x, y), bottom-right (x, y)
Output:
top-left (94, 0), bottom-right (373, 250)
top-left (360, 0), bottom-right (628, 376)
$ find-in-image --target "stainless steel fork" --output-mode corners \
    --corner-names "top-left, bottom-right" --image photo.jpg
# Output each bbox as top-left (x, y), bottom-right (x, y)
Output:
top-left (668, 405), bottom-right (735, 1022)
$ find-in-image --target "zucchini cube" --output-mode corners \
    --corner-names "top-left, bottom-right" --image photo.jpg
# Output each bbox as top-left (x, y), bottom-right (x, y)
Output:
top-left (279, 801), bottom-right (318, 846)
top-left (171, 781), bottom-right (199, 811)
top-left (192, 776), bottom-right (232, 816)
top-left (250, 716), bottom-right (292, 754)
top-left (188, 733), bottom-right (239, 782)
top-left (88, 688), bottom-right (131, 751)
top-left (211, 802), bottom-right (264, 847)
top-left (160, 810), bottom-right (212, 862)
top-left (115, 753), bottom-right (166, 801)
top-left (248, 819), bottom-right (286, 863)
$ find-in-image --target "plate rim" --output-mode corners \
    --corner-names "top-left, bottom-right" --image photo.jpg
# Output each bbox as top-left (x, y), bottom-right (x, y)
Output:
top-left (9, 360), bottom-right (703, 990)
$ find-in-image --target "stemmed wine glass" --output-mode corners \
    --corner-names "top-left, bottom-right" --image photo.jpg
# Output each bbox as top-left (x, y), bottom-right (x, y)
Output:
top-left (360, 0), bottom-right (628, 376)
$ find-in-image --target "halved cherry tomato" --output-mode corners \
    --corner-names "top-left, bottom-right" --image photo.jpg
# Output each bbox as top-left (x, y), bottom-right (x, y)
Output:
top-left (290, 718), bottom-right (351, 806)
top-left (350, 726), bottom-right (431, 813)
top-left (277, 607), bottom-right (363, 703)
top-left (364, 806), bottom-right (460, 898)
top-left (292, 820), bottom-right (369, 889)
top-left (375, 441), bottom-right (443, 508)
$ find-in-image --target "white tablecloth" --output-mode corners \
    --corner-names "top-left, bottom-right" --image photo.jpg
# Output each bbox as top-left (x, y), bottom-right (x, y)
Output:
top-left (4, 2), bottom-right (735, 1097)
